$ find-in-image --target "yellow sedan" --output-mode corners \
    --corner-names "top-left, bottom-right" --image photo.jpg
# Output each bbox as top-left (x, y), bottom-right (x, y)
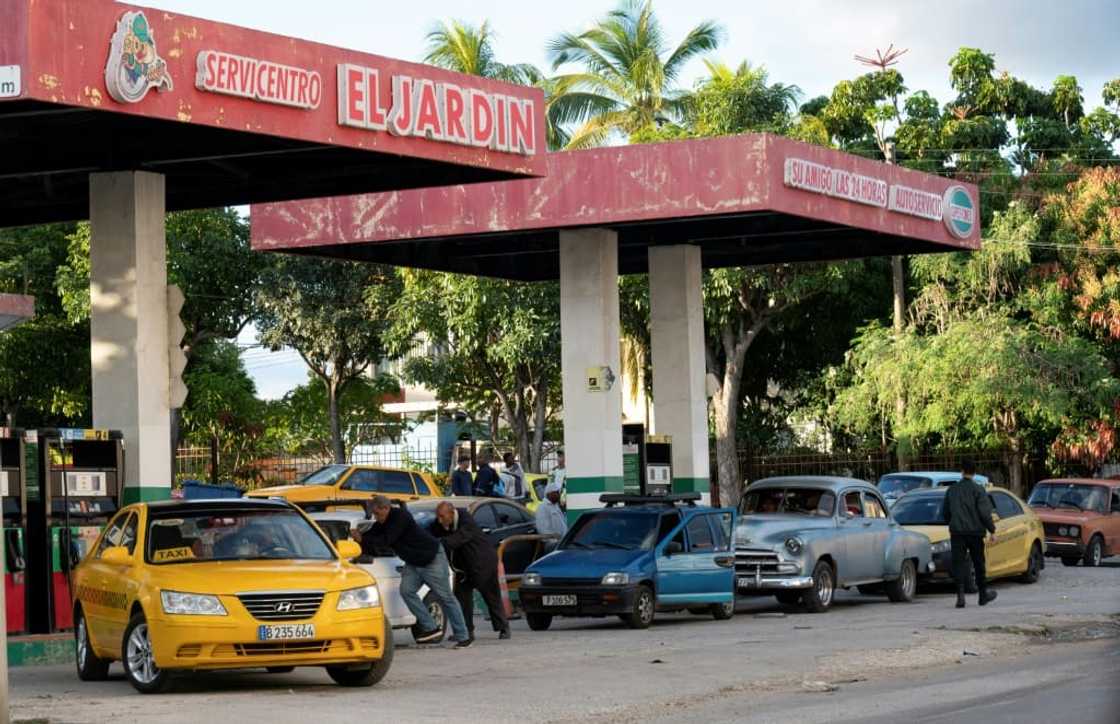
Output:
top-left (246, 464), bottom-right (439, 505)
top-left (892, 486), bottom-right (1045, 589)
top-left (72, 498), bottom-right (391, 693)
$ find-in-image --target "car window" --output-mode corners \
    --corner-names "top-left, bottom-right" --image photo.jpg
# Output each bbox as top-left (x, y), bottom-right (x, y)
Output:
top-left (992, 492), bottom-right (1023, 519)
top-left (504, 503), bottom-right (531, 525)
top-left (863, 494), bottom-right (888, 519)
top-left (742, 487), bottom-right (835, 516)
top-left (379, 471), bottom-right (416, 495)
top-left (147, 508), bottom-right (334, 563)
top-left (315, 519), bottom-right (352, 543)
top-left (342, 470), bottom-right (379, 492)
top-left (412, 475), bottom-right (432, 496)
top-left (120, 513), bottom-right (139, 554)
top-left (843, 491), bottom-right (864, 517)
top-left (299, 464), bottom-right (349, 485)
top-left (657, 511), bottom-right (681, 542)
top-left (96, 511), bottom-right (130, 557)
top-left (492, 503), bottom-right (521, 527)
top-left (1113, 490), bottom-right (1120, 512)
top-left (878, 475), bottom-right (932, 497)
top-left (686, 515), bottom-right (715, 551)
top-left (707, 512), bottom-right (733, 552)
top-left (472, 504), bottom-right (498, 530)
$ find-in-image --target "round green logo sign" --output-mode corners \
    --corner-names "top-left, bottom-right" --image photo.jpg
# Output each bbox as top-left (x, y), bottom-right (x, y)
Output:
top-left (942, 185), bottom-right (975, 239)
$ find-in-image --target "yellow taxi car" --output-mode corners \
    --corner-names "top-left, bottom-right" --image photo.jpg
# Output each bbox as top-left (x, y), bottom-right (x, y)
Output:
top-left (246, 464), bottom-right (438, 505)
top-left (72, 498), bottom-right (391, 693)
top-left (891, 486), bottom-right (1045, 589)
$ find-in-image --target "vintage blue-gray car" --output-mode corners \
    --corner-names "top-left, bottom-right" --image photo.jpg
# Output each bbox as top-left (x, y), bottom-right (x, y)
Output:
top-left (734, 476), bottom-right (933, 612)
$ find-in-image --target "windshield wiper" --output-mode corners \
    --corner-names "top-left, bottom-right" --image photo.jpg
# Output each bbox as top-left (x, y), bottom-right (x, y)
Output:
top-left (566, 541), bottom-right (592, 549)
top-left (1057, 501), bottom-right (1084, 511)
top-left (592, 541), bottom-right (634, 550)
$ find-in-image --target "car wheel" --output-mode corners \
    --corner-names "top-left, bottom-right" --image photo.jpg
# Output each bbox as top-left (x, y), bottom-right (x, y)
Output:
top-left (266, 667), bottom-right (295, 674)
top-left (1082, 536), bottom-right (1104, 568)
top-left (327, 621), bottom-right (393, 687)
top-left (74, 607), bottom-right (110, 681)
top-left (622, 585), bottom-right (656, 629)
top-left (526, 613), bottom-right (553, 631)
top-left (710, 600), bottom-right (735, 621)
top-left (803, 561), bottom-right (834, 613)
top-left (774, 591), bottom-right (802, 606)
top-left (886, 559), bottom-right (917, 603)
top-left (410, 591), bottom-right (447, 644)
top-left (1061, 556), bottom-right (1080, 567)
top-left (122, 612), bottom-right (173, 694)
top-left (1019, 542), bottom-right (1044, 584)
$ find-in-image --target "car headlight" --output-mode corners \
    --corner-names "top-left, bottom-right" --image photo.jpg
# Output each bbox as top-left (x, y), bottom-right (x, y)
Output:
top-left (930, 540), bottom-right (951, 554)
top-left (1068, 526), bottom-right (1079, 537)
top-left (337, 585), bottom-right (380, 611)
top-left (1058, 526), bottom-right (1068, 536)
top-left (601, 572), bottom-right (629, 585)
top-left (785, 537), bottom-right (803, 555)
top-left (160, 590), bottom-right (227, 616)
top-left (522, 572), bottom-right (541, 586)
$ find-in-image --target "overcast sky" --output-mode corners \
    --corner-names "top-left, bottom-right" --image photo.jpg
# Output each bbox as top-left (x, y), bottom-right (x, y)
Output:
top-left (134, 0), bottom-right (1120, 398)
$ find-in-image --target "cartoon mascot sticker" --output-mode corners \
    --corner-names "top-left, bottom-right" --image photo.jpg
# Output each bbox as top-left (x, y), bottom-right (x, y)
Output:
top-left (104, 11), bottom-right (173, 104)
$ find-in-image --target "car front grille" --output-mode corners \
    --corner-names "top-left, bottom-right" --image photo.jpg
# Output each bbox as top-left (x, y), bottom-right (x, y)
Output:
top-left (540, 577), bottom-right (601, 587)
top-left (1043, 523), bottom-right (1076, 538)
top-left (237, 591), bottom-right (325, 621)
top-left (735, 548), bottom-right (781, 575)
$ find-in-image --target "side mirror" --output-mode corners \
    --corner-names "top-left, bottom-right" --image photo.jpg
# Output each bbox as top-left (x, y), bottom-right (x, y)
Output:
top-left (336, 539), bottom-right (362, 560)
top-left (665, 541), bottom-right (684, 556)
top-left (101, 546), bottom-right (132, 566)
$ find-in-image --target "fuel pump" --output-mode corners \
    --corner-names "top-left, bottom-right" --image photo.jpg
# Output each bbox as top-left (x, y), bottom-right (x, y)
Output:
top-left (0, 428), bottom-right (27, 634)
top-left (621, 424), bottom-right (673, 496)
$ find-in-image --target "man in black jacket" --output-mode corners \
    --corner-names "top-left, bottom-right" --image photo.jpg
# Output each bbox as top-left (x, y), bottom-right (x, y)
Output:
top-left (428, 501), bottom-right (511, 641)
top-left (355, 496), bottom-right (472, 647)
top-left (943, 460), bottom-right (998, 608)
top-left (473, 453), bottom-right (501, 497)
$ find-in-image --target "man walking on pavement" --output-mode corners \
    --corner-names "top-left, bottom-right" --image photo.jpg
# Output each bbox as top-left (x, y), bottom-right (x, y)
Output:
top-left (428, 501), bottom-right (511, 641)
top-left (535, 480), bottom-right (568, 539)
top-left (451, 456), bottom-right (474, 496)
top-left (502, 452), bottom-right (525, 500)
top-left (943, 460), bottom-right (998, 609)
top-left (355, 496), bottom-right (473, 647)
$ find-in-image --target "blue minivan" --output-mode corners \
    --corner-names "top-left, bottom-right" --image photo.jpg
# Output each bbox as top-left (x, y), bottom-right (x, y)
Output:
top-left (518, 494), bottom-right (738, 630)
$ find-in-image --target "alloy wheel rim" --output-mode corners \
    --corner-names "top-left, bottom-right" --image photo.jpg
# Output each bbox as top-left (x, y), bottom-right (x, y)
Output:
top-left (77, 618), bottom-right (88, 665)
top-left (1091, 541), bottom-right (1102, 566)
top-left (817, 569), bottom-right (833, 606)
top-left (638, 591), bottom-right (653, 622)
top-left (902, 563), bottom-right (915, 596)
top-left (722, 601), bottom-right (734, 616)
top-left (127, 623), bottom-right (159, 685)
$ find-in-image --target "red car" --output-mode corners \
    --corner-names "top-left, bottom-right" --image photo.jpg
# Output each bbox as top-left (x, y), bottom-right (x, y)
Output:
top-left (1027, 479), bottom-right (1120, 567)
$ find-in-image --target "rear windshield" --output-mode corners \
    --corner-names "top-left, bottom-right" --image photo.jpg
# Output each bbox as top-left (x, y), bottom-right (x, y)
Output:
top-left (890, 495), bottom-right (945, 526)
top-left (1028, 483), bottom-right (1108, 514)
top-left (562, 512), bottom-right (659, 551)
top-left (147, 508), bottom-right (334, 564)
top-left (741, 488), bottom-right (835, 517)
top-left (299, 465), bottom-right (349, 485)
top-left (878, 475), bottom-right (933, 498)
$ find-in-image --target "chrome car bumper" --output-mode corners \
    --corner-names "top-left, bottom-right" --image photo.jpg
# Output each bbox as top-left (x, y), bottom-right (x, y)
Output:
top-left (1043, 539), bottom-right (1083, 556)
top-left (736, 574), bottom-right (814, 591)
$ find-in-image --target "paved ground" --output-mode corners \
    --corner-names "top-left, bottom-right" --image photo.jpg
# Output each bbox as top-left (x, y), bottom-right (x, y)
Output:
top-left (10, 560), bottom-right (1120, 723)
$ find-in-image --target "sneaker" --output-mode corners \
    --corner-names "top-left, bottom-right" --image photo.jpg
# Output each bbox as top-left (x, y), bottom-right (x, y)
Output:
top-left (979, 590), bottom-right (998, 606)
top-left (453, 637), bottom-right (474, 649)
top-left (415, 628), bottom-right (443, 644)
top-left (498, 630), bottom-right (511, 640)
top-left (955, 595), bottom-right (966, 609)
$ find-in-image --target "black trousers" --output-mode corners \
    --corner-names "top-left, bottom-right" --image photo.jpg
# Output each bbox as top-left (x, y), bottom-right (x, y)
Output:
top-left (455, 570), bottom-right (508, 635)
top-left (950, 534), bottom-right (987, 593)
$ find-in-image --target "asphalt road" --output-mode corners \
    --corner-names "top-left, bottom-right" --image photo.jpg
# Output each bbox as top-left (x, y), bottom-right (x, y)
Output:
top-left (10, 560), bottom-right (1119, 723)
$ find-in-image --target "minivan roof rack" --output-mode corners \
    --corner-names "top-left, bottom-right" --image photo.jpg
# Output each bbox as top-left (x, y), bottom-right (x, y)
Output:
top-left (600, 492), bottom-right (702, 507)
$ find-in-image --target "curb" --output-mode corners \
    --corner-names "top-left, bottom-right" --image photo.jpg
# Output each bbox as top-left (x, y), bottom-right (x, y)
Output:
top-left (7, 634), bottom-right (74, 667)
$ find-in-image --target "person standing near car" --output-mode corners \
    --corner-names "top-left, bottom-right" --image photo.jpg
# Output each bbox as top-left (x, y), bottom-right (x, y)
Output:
top-left (535, 480), bottom-right (568, 538)
top-left (943, 460), bottom-right (998, 608)
top-left (451, 456), bottom-right (474, 496)
top-left (473, 452), bottom-right (502, 497)
top-left (549, 449), bottom-right (567, 510)
top-left (502, 452), bottom-right (525, 500)
top-left (429, 501), bottom-right (511, 641)
top-left (354, 496), bottom-right (473, 648)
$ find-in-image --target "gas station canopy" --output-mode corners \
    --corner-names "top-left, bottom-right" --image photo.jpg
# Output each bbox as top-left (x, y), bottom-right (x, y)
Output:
top-left (0, 293), bottom-right (34, 331)
top-left (0, 0), bottom-right (547, 227)
top-left (251, 134), bottom-right (980, 280)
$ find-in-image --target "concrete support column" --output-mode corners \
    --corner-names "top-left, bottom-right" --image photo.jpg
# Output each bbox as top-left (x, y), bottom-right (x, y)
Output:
top-left (649, 245), bottom-right (710, 503)
top-left (89, 171), bottom-right (171, 503)
top-left (560, 229), bottom-right (624, 519)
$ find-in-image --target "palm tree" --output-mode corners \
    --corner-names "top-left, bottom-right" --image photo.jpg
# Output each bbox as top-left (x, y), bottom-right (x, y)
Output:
top-left (423, 19), bottom-right (569, 150)
top-left (547, 0), bottom-right (723, 148)
top-left (683, 59), bottom-right (802, 136)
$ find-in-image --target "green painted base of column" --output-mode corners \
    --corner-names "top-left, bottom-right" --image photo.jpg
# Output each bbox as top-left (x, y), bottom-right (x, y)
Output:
top-left (122, 486), bottom-right (172, 505)
top-left (565, 475), bottom-right (624, 523)
top-left (7, 634), bottom-right (74, 667)
top-left (672, 477), bottom-right (711, 494)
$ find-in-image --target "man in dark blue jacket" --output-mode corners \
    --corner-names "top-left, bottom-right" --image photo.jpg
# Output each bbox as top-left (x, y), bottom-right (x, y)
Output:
top-left (943, 460), bottom-right (998, 609)
top-left (450, 457), bottom-right (474, 496)
top-left (472, 453), bottom-right (501, 497)
top-left (356, 496), bottom-right (472, 647)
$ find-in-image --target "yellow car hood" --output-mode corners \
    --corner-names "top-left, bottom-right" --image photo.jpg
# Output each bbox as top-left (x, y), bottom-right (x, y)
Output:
top-left (904, 524), bottom-right (950, 545)
top-left (245, 484), bottom-right (336, 501)
top-left (146, 559), bottom-right (374, 595)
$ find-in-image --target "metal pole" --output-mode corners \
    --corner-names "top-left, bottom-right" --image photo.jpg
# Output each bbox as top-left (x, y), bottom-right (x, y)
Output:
top-left (885, 141), bottom-right (910, 472)
top-left (0, 434), bottom-right (9, 724)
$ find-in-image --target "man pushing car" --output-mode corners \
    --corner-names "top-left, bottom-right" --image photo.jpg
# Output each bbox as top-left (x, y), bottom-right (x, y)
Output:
top-left (355, 496), bottom-right (474, 648)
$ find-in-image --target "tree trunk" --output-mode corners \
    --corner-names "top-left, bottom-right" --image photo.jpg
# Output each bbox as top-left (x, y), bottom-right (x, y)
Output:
top-left (530, 382), bottom-right (548, 472)
top-left (327, 379), bottom-right (345, 464)
top-left (712, 345), bottom-right (747, 507)
top-left (1006, 437), bottom-right (1025, 497)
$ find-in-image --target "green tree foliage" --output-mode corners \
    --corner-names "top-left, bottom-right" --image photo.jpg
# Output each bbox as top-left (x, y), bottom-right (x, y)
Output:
top-left (547, 0), bottom-right (722, 148)
top-left (387, 270), bottom-right (561, 471)
top-left (256, 257), bottom-right (401, 463)
top-left (424, 19), bottom-right (537, 83)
